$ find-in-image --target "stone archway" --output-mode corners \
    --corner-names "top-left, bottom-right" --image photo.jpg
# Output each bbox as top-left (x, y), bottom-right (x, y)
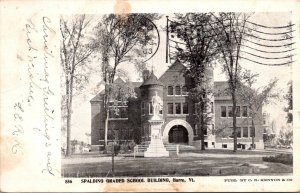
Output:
top-left (163, 119), bottom-right (194, 145)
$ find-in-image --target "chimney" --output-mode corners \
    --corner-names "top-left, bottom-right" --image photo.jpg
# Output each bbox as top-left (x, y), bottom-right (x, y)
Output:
top-left (142, 69), bottom-right (150, 82)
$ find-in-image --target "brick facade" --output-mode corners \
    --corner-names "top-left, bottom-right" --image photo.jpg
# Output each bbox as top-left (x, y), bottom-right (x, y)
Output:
top-left (90, 60), bottom-right (264, 150)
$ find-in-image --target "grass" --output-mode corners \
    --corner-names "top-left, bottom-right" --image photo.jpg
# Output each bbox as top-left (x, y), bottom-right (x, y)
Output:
top-left (62, 152), bottom-right (293, 177)
top-left (262, 154), bottom-right (293, 165)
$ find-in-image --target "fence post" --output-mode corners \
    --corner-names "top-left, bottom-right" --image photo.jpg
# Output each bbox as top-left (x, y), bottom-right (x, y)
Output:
top-left (176, 144), bottom-right (179, 155)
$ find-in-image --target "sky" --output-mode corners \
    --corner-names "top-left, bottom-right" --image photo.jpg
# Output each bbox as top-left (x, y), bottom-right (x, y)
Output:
top-left (68, 12), bottom-right (293, 143)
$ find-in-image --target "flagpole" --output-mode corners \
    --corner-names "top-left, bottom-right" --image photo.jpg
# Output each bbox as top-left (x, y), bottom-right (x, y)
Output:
top-left (166, 16), bottom-right (169, 63)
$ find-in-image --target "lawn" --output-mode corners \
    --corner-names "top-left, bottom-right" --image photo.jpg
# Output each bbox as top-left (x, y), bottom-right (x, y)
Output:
top-left (62, 149), bottom-right (293, 177)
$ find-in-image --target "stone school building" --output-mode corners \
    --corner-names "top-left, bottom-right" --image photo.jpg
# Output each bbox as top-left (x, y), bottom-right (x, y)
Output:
top-left (90, 60), bottom-right (264, 150)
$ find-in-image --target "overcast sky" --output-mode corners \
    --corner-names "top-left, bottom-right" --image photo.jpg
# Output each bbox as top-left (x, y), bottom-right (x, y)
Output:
top-left (68, 12), bottom-right (293, 143)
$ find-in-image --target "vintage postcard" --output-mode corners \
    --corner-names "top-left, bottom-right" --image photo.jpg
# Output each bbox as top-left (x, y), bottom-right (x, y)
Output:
top-left (1, 0), bottom-right (300, 192)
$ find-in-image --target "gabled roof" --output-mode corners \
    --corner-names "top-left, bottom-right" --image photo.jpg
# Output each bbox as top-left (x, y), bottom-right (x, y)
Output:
top-left (114, 77), bottom-right (125, 84)
top-left (168, 59), bottom-right (186, 71)
top-left (90, 90), bottom-right (105, 102)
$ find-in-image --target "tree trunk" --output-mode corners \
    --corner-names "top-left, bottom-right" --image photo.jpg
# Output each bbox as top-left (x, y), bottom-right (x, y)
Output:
top-left (66, 105), bottom-right (71, 156)
top-left (251, 119), bottom-right (255, 149)
top-left (200, 100), bottom-right (205, 151)
top-left (104, 108), bottom-right (109, 148)
top-left (232, 90), bottom-right (237, 152)
top-left (66, 77), bottom-right (74, 157)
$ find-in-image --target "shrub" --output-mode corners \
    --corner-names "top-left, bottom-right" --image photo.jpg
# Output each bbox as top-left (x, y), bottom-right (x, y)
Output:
top-left (105, 142), bottom-right (120, 155)
top-left (263, 153), bottom-right (293, 165)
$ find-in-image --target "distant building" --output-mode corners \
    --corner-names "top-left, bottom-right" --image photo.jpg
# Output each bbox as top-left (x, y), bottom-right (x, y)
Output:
top-left (90, 60), bottom-right (264, 150)
top-left (262, 112), bottom-right (276, 147)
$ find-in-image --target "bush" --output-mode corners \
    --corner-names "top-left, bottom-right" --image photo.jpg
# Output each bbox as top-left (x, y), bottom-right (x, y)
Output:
top-left (119, 141), bottom-right (136, 152)
top-left (263, 153), bottom-right (293, 165)
top-left (105, 142), bottom-right (120, 155)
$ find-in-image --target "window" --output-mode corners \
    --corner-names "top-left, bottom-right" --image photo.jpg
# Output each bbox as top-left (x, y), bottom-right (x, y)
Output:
top-left (175, 86), bottom-right (181, 95)
top-left (109, 101), bottom-right (128, 119)
top-left (211, 102), bottom-right (214, 113)
top-left (250, 127), bottom-right (255, 137)
top-left (175, 103), bottom-right (181, 114)
top-left (149, 102), bottom-right (153, 114)
top-left (228, 106), bottom-right (233, 117)
top-left (141, 102), bottom-right (145, 115)
top-left (109, 106), bottom-right (127, 119)
top-left (243, 127), bottom-right (248, 138)
top-left (212, 124), bottom-right (215, 135)
top-left (182, 86), bottom-right (188, 95)
top-left (221, 106), bottom-right (227, 117)
top-left (168, 86), bottom-right (173, 95)
top-left (236, 106), bottom-right (240, 117)
top-left (222, 144), bottom-right (227, 148)
top-left (242, 106), bottom-right (248, 117)
top-left (183, 102), bottom-right (188, 114)
top-left (237, 127), bottom-right (241, 138)
top-left (168, 103), bottom-right (173, 114)
top-left (204, 142), bottom-right (208, 148)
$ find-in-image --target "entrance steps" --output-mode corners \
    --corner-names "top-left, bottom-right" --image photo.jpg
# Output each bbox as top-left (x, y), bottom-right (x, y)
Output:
top-left (133, 143), bottom-right (179, 158)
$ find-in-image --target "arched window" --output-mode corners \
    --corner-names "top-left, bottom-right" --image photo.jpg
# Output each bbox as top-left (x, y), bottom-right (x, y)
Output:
top-left (175, 86), bottom-right (181, 95)
top-left (167, 86), bottom-right (173, 95)
top-left (182, 86), bottom-right (188, 95)
top-left (149, 102), bottom-right (153, 114)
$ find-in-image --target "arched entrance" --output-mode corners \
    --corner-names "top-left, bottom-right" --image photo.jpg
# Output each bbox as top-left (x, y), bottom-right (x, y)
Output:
top-left (168, 125), bottom-right (188, 144)
top-left (163, 119), bottom-right (194, 145)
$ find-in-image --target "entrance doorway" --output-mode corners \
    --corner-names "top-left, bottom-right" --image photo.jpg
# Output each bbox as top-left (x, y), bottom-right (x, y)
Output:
top-left (168, 125), bottom-right (188, 144)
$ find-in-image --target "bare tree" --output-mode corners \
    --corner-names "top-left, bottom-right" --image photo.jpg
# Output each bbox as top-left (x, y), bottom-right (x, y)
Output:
top-left (60, 15), bottom-right (94, 157)
top-left (93, 14), bottom-right (161, 148)
top-left (239, 69), bottom-right (279, 149)
top-left (209, 12), bottom-right (252, 152)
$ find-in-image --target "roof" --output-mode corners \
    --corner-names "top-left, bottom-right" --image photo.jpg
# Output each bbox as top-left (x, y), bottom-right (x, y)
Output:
top-left (140, 71), bottom-right (163, 87)
top-left (90, 81), bottom-right (142, 102)
top-left (90, 90), bottom-right (105, 102)
top-left (168, 59), bottom-right (186, 71)
top-left (213, 81), bottom-right (255, 102)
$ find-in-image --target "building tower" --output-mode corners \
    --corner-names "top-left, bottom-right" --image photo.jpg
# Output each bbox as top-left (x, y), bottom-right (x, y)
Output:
top-left (139, 70), bottom-right (164, 142)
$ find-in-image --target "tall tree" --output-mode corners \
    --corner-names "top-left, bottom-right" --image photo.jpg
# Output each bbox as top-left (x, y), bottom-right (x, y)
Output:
top-left (60, 15), bottom-right (94, 157)
top-left (209, 12), bottom-right (252, 152)
top-left (239, 69), bottom-right (279, 148)
top-left (169, 13), bottom-right (218, 150)
top-left (94, 14), bottom-right (160, 148)
top-left (284, 81), bottom-right (293, 124)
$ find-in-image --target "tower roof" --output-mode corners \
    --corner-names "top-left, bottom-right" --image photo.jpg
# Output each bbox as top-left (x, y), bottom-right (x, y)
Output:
top-left (141, 71), bottom-right (163, 87)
